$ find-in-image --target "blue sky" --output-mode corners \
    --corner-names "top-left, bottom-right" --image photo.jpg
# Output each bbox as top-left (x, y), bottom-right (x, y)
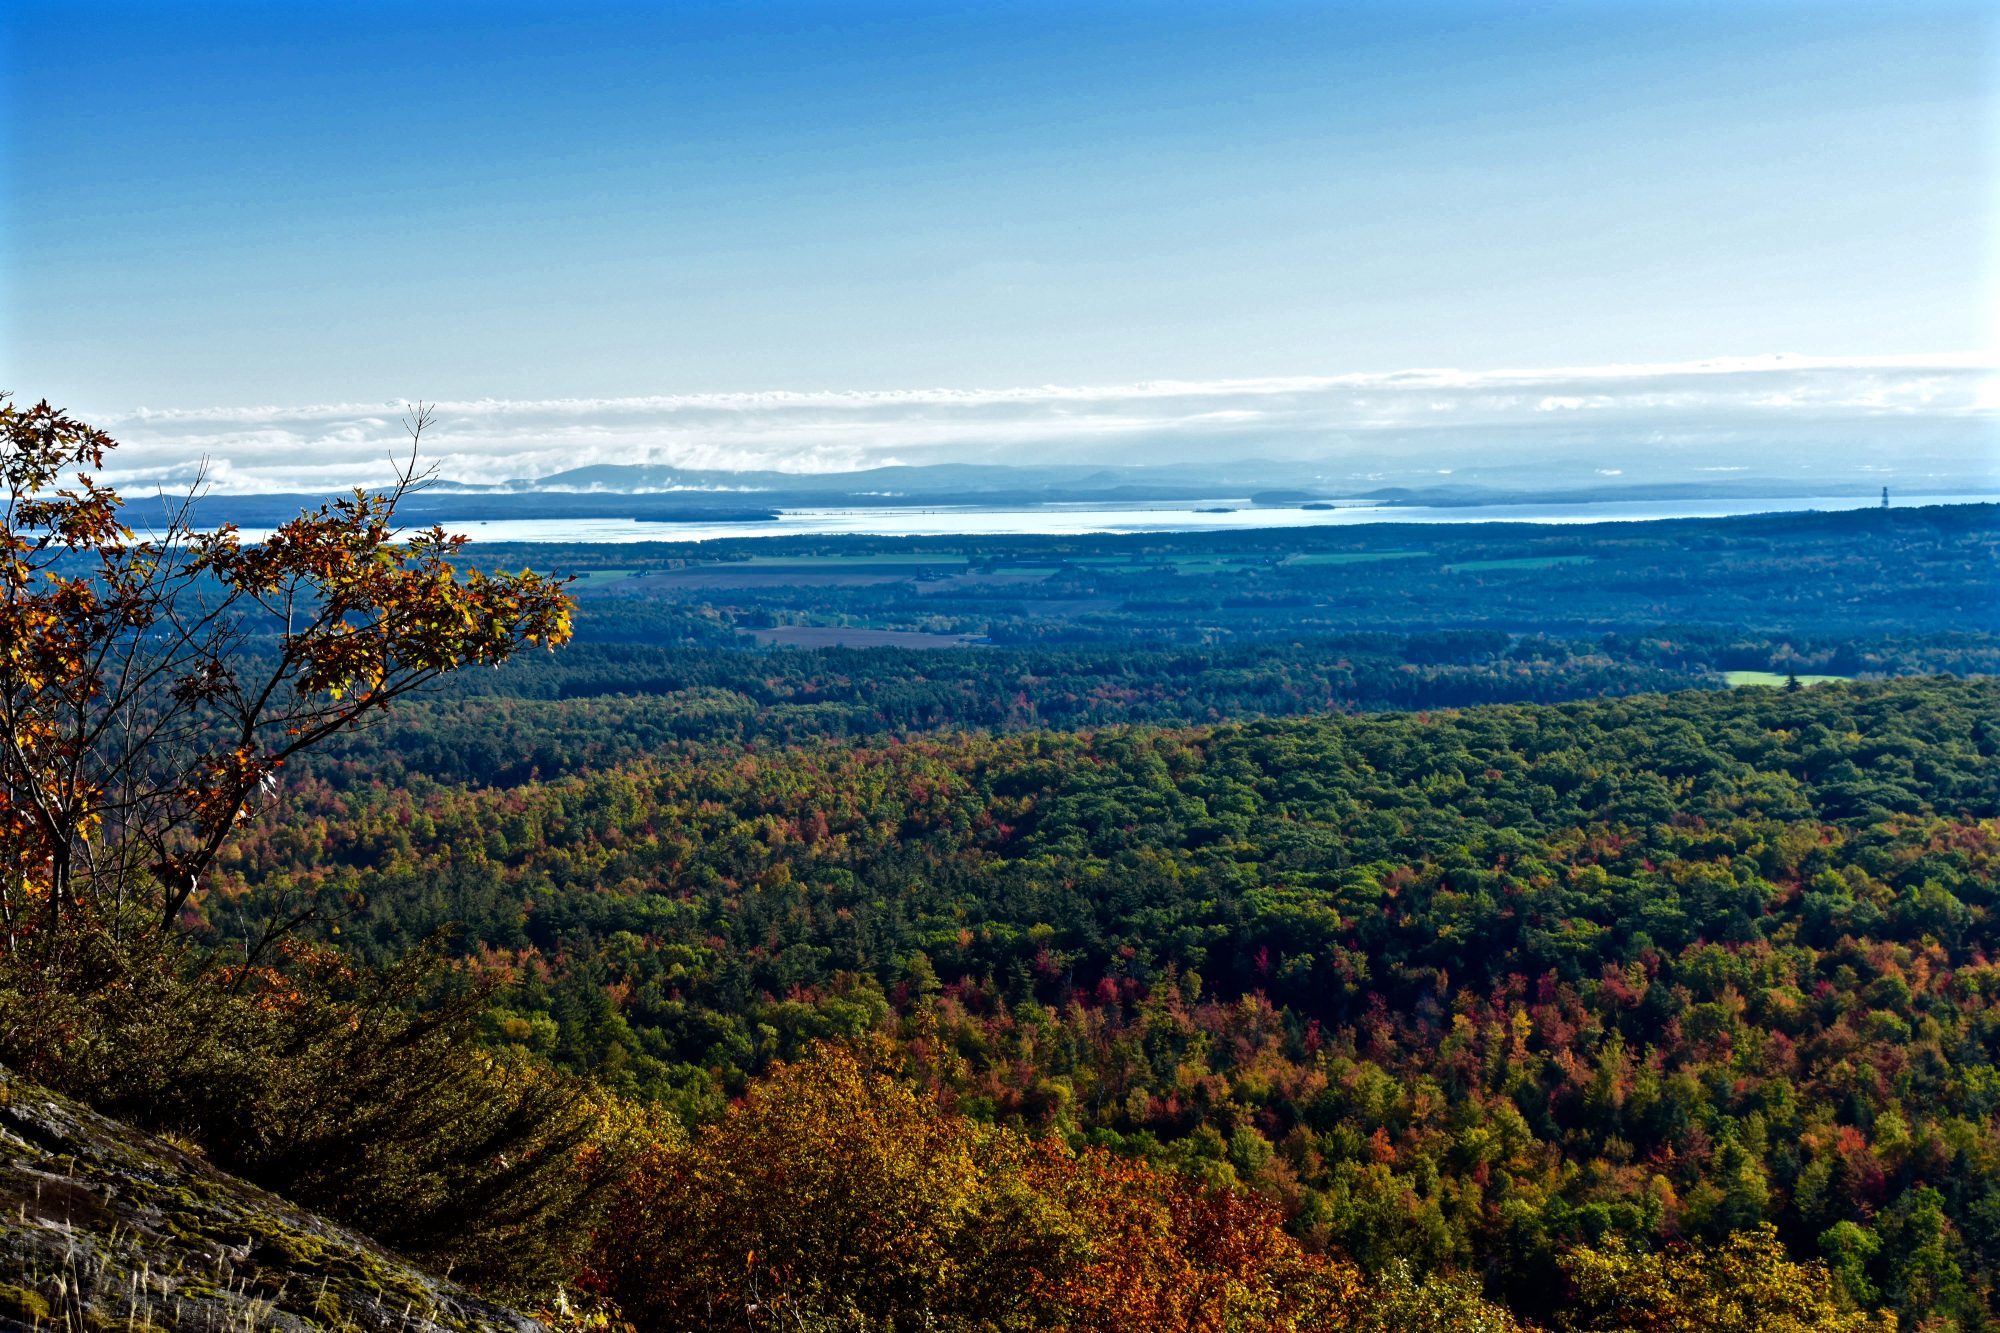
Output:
top-left (1, 1), bottom-right (1991, 484)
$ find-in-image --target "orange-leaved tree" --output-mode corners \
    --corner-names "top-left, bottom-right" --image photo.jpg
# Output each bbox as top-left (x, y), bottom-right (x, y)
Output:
top-left (588, 1042), bottom-right (1080, 1331)
top-left (587, 1042), bottom-right (1528, 1332)
top-left (0, 394), bottom-right (572, 947)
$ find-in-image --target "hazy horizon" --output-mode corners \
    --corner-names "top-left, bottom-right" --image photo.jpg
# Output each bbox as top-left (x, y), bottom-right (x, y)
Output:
top-left (53, 352), bottom-right (1990, 494)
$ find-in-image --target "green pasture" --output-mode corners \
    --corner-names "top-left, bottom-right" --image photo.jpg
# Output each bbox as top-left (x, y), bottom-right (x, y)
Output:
top-left (1445, 555), bottom-right (1596, 573)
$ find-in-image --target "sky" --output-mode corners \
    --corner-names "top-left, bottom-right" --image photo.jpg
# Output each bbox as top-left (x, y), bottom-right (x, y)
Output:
top-left (2, 1), bottom-right (1993, 488)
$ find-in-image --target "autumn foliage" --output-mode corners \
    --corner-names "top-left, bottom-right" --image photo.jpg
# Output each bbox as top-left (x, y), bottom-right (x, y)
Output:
top-left (0, 396), bottom-right (606, 1288)
top-left (583, 1043), bottom-right (1906, 1332)
top-left (0, 394), bottom-right (572, 943)
top-left (587, 1043), bottom-right (1516, 1332)
top-left (1559, 1225), bottom-right (1897, 1333)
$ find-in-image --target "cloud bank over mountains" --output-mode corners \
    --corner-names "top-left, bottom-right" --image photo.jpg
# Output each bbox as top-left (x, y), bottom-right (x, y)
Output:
top-left (88, 354), bottom-right (1996, 494)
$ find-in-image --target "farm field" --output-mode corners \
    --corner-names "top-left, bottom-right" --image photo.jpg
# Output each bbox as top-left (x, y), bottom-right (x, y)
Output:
top-left (1443, 554), bottom-right (1596, 572)
top-left (726, 553), bottom-right (972, 568)
top-left (610, 568), bottom-right (918, 590)
top-left (1280, 549), bottom-right (1430, 566)
top-left (1722, 669), bottom-right (1853, 687)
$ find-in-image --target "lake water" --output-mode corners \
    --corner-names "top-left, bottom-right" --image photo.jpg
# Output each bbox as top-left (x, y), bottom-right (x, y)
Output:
top-left (240, 494), bottom-right (1994, 544)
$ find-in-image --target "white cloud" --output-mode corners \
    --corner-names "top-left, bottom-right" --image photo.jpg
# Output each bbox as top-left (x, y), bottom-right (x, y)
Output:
top-left (77, 353), bottom-right (1999, 492)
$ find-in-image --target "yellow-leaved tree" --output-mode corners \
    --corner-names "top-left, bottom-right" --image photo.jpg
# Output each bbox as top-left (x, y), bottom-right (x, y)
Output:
top-left (0, 394), bottom-right (571, 946)
top-left (1559, 1226), bottom-right (1897, 1333)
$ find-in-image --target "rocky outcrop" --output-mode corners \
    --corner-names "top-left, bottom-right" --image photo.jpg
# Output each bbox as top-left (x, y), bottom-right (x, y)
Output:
top-left (0, 1068), bottom-right (544, 1332)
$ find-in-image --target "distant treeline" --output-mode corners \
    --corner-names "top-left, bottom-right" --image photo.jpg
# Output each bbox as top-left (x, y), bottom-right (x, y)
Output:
top-left (278, 620), bottom-right (1985, 788)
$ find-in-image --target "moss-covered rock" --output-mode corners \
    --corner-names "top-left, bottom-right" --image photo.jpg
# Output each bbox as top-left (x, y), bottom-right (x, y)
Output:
top-left (0, 1068), bottom-right (543, 1332)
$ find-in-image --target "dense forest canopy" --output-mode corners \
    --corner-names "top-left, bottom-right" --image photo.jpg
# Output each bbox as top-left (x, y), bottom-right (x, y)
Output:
top-left (222, 678), bottom-right (2000, 1328)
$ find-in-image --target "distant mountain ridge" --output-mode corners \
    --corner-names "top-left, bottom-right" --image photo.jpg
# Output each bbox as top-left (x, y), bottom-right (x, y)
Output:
top-left (459, 460), bottom-right (1971, 505)
top-left (478, 460), bottom-right (1255, 497)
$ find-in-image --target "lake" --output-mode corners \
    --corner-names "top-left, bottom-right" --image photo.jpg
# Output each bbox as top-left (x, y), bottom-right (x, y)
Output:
top-left (238, 494), bottom-right (1994, 544)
